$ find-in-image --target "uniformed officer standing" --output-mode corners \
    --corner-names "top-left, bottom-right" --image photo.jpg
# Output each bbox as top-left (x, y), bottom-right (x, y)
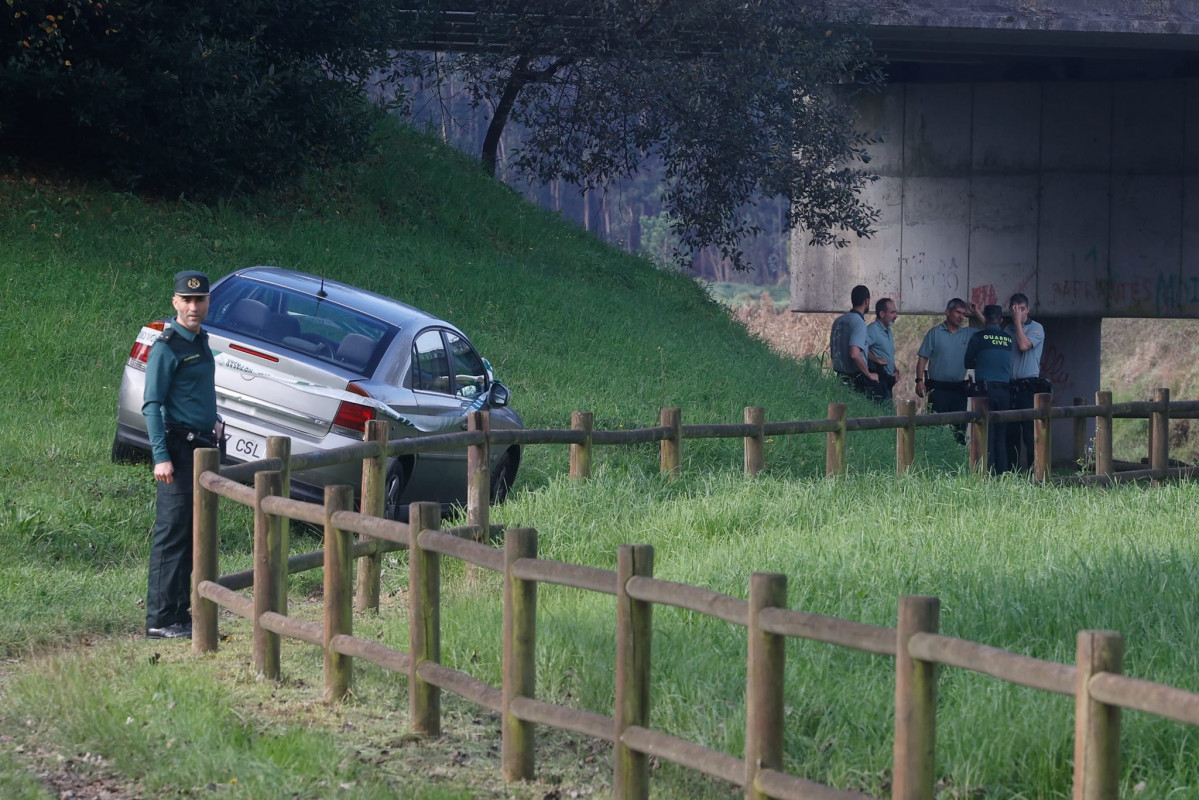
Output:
top-left (828, 284), bottom-right (880, 398)
top-left (965, 305), bottom-right (1015, 473)
top-left (866, 297), bottom-right (899, 404)
top-left (914, 298), bottom-right (982, 443)
top-left (142, 271), bottom-right (218, 639)
top-left (1004, 292), bottom-right (1046, 471)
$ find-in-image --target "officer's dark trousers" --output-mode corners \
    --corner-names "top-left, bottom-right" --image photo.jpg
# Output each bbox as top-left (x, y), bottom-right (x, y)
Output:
top-left (147, 437), bottom-right (196, 629)
top-left (1007, 383), bottom-right (1037, 471)
top-left (986, 383), bottom-right (1012, 474)
top-left (928, 385), bottom-right (968, 444)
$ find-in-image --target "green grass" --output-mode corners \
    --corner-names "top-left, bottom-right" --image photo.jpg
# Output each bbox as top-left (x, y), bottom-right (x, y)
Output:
top-left (1, 121), bottom-right (1198, 798)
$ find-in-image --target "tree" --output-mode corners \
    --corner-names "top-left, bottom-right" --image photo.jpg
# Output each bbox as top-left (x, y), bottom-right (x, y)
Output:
top-left (397, 0), bottom-right (883, 270)
top-left (1, 0), bottom-right (408, 195)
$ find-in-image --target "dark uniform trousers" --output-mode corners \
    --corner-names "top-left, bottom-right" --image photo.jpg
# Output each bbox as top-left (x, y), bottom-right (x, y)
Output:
top-left (985, 382), bottom-right (1012, 473)
top-left (840, 370), bottom-right (894, 405)
top-left (1007, 379), bottom-right (1039, 471)
top-left (927, 381), bottom-right (968, 444)
top-left (147, 432), bottom-right (202, 629)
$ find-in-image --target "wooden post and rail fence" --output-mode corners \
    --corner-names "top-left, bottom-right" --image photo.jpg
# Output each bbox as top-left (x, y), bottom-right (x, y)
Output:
top-left (188, 391), bottom-right (1199, 799)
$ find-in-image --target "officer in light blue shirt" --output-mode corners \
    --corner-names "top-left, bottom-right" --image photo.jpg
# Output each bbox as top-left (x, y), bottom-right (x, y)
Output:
top-left (915, 298), bottom-right (983, 443)
top-left (1004, 292), bottom-right (1047, 470)
top-left (866, 297), bottom-right (898, 403)
top-left (828, 285), bottom-right (880, 398)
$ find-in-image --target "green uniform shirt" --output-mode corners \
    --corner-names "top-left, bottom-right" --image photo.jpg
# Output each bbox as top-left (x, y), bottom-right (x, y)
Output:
top-left (965, 326), bottom-right (1014, 383)
top-left (142, 320), bottom-right (218, 464)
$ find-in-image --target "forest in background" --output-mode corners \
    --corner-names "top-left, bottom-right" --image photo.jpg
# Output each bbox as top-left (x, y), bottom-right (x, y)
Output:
top-left (397, 74), bottom-right (792, 286)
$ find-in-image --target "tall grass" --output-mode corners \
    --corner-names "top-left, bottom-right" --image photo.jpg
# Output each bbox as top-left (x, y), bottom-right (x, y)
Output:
top-left (1, 122), bottom-right (1197, 798)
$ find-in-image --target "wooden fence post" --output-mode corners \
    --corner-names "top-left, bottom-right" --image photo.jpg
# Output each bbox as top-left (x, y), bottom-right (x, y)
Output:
top-left (826, 402), bottom-right (847, 477)
top-left (744, 406), bottom-right (765, 477)
top-left (267, 436), bottom-right (291, 617)
top-left (570, 411), bottom-right (594, 481)
top-left (192, 447), bottom-right (221, 654)
top-left (968, 396), bottom-right (989, 475)
top-left (1073, 397), bottom-right (1088, 467)
top-left (253, 470), bottom-right (284, 681)
top-left (1073, 631), bottom-right (1123, 800)
top-left (503, 528), bottom-right (538, 782)
top-left (897, 399), bottom-right (916, 476)
top-left (324, 484), bottom-right (354, 702)
top-left (745, 573), bottom-right (786, 800)
top-left (1034, 393), bottom-right (1053, 482)
top-left (357, 419), bottom-right (388, 612)
top-left (467, 410), bottom-right (491, 539)
top-left (1150, 388), bottom-right (1169, 477)
top-left (409, 501), bottom-right (442, 736)
top-left (615, 544), bottom-right (654, 800)
top-left (1095, 391), bottom-right (1113, 479)
top-left (660, 408), bottom-right (681, 477)
top-left (893, 595), bottom-right (940, 800)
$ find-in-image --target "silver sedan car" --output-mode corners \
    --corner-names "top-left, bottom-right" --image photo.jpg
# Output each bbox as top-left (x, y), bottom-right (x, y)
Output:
top-left (113, 266), bottom-right (522, 519)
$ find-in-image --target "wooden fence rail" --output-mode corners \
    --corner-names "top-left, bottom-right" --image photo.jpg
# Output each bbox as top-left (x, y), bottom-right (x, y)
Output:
top-left (184, 389), bottom-right (1199, 799)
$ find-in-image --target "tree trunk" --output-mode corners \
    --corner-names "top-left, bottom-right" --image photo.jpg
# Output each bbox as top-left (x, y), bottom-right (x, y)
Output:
top-left (481, 62), bottom-right (528, 179)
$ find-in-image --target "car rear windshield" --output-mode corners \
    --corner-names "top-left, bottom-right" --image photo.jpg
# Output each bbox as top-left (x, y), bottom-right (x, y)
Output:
top-left (207, 277), bottom-right (399, 375)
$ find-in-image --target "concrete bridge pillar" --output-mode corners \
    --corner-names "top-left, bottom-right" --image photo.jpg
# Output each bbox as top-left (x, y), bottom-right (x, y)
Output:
top-left (1041, 317), bottom-right (1101, 462)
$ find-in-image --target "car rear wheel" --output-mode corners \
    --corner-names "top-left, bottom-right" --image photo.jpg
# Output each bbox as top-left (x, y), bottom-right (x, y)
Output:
top-left (384, 459), bottom-right (408, 522)
top-left (111, 432), bottom-right (149, 465)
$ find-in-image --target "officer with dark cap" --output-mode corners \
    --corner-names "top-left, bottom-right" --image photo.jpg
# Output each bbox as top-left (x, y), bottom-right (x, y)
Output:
top-left (965, 305), bottom-right (1014, 473)
top-left (142, 270), bottom-right (218, 639)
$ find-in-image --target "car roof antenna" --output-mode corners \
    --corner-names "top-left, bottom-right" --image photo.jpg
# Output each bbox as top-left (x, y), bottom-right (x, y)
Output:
top-left (317, 277), bottom-right (328, 300)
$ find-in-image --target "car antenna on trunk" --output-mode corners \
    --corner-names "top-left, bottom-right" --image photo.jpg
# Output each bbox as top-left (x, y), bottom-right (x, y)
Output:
top-left (317, 277), bottom-right (328, 299)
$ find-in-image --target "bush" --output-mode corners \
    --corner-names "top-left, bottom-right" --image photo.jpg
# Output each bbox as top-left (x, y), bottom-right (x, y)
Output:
top-left (0, 0), bottom-right (403, 195)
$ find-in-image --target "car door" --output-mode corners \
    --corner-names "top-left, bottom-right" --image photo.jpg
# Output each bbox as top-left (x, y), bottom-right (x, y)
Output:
top-left (403, 328), bottom-right (488, 503)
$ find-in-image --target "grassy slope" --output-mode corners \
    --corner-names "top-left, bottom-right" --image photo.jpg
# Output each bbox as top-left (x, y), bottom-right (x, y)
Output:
top-left (2, 123), bottom-right (1198, 798)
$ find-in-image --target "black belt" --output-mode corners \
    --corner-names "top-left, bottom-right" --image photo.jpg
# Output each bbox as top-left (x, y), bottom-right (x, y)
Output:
top-left (166, 427), bottom-right (217, 448)
top-left (926, 379), bottom-right (967, 391)
top-left (1011, 377), bottom-right (1050, 392)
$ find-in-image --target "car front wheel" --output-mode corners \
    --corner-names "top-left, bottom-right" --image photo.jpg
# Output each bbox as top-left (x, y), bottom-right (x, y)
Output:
top-left (490, 449), bottom-right (516, 505)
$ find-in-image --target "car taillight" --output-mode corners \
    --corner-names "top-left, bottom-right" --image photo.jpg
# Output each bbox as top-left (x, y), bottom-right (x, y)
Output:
top-left (332, 383), bottom-right (376, 435)
top-left (128, 320), bottom-right (167, 364)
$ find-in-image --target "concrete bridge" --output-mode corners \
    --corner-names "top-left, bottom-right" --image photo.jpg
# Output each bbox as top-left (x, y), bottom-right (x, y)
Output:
top-left (791, 0), bottom-right (1199, 449)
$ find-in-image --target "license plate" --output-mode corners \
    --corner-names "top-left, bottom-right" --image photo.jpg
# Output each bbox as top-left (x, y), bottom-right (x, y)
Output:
top-left (226, 427), bottom-right (268, 461)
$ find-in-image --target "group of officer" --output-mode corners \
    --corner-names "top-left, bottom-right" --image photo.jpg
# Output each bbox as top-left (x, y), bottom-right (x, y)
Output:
top-left (830, 287), bottom-right (1046, 472)
top-left (828, 285), bottom-right (901, 404)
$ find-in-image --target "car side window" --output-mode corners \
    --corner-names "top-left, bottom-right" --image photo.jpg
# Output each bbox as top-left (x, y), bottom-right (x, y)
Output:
top-left (412, 330), bottom-right (451, 394)
top-left (447, 332), bottom-right (487, 398)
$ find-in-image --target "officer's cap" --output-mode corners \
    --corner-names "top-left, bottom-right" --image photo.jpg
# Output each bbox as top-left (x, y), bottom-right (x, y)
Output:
top-left (174, 270), bottom-right (210, 296)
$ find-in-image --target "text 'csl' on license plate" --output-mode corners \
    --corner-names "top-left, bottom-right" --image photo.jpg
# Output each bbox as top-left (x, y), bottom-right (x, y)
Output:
top-left (227, 428), bottom-right (268, 461)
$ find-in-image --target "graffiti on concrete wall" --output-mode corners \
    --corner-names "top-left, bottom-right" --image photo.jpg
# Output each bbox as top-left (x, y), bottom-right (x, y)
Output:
top-left (902, 253), bottom-right (962, 294)
top-left (1050, 273), bottom-right (1199, 315)
top-left (971, 284), bottom-right (998, 308)
top-left (1040, 343), bottom-right (1072, 390)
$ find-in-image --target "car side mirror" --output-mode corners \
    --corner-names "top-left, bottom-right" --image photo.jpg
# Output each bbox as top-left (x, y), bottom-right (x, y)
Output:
top-left (489, 382), bottom-right (510, 408)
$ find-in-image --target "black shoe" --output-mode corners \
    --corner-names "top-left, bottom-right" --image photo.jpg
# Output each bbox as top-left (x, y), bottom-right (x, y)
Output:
top-left (147, 622), bottom-right (192, 640)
